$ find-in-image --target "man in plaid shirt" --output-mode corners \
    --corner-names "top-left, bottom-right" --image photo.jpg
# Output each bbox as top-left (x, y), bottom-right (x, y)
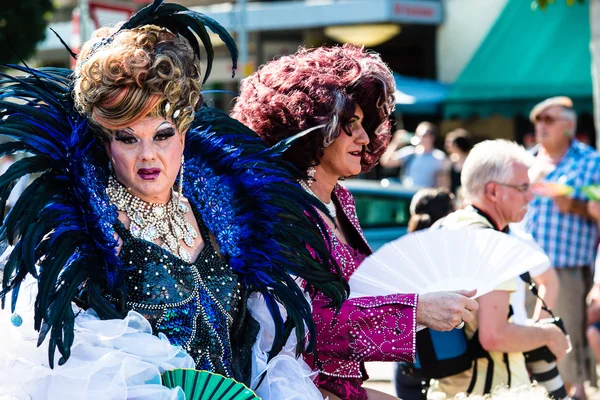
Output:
top-left (523, 96), bottom-right (600, 400)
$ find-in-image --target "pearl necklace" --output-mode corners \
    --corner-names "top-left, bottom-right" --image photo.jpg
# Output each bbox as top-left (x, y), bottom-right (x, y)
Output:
top-left (298, 180), bottom-right (337, 219)
top-left (106, 176), bottom-right (198, 263)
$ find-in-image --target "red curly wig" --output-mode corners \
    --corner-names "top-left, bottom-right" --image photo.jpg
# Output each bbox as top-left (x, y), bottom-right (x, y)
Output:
top-left (231, 44), bottom-right (395, 173)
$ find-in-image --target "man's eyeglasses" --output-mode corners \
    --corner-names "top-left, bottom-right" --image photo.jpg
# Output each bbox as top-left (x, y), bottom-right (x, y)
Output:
top-left (534, 114), bottom-right (562, 125)
top-left (491, 182), bottom-right (531, 193)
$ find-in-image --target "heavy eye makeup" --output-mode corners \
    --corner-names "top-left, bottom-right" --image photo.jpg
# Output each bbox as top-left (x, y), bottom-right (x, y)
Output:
top-left (114, 129), bottom-right (137, 144)
top-left (112, 124), bottom-right (176, 144)
top-left (154, 127), bottom-right (176, 141)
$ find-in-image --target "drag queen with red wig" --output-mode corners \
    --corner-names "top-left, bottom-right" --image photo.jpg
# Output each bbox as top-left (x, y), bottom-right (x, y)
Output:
top-left (232, 45), bottom-right (478, 400)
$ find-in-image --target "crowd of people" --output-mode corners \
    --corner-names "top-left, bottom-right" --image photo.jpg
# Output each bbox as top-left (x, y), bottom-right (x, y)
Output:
top-left (380, 124), bottom-right (472, 203)
top-left (384, 95), bottom-right (600, 400)
top-left (0, 1), bottom-right (598, 400)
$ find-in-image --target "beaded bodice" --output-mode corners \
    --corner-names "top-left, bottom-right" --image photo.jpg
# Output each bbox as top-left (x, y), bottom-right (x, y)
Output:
top-left (304, 184), bottom-right (418, 379)
top-left (114, 205), bottom-right (241, 376)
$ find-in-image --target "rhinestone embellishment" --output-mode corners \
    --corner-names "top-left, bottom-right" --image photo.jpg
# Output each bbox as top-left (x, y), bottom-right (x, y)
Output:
top-left (107, 176), bottom-right (197, 262)
top-left (10, 313), bottom-right (23, 327)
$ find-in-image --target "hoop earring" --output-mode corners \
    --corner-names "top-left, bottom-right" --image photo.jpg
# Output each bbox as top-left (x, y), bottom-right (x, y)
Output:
top-left (307, 166), bottom-right (316, 187)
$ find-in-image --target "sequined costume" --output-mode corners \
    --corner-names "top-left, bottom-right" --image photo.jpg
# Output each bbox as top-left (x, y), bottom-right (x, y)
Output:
top-left (115, 208), bottom-right (240, 375)
top-left (304, 184), bottom-right (418, 400)
top-left (0, 2), bottom-right (347, 398)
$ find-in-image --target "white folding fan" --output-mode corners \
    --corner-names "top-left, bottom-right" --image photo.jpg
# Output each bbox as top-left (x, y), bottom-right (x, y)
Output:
top-left (348, 228), bottom-right (550, 300)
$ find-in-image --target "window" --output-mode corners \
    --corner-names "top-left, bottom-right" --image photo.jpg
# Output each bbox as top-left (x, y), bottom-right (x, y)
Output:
top-left (352, 193), bottom-right (411, 229)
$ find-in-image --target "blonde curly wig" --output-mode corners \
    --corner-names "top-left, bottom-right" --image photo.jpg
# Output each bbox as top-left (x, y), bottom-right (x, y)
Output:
top-left (73, 24), bottom-right (203, 139)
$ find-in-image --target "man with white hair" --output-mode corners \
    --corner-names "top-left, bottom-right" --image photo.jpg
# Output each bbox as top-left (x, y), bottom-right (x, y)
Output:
top-left (523, 96), bottom-right (600, 400)
top-left (432, 140), bottom-right (569, 398)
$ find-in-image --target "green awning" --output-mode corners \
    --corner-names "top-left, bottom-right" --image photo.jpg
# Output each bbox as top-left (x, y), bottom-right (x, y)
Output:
top-left (444, 0), bottom-right (594, 118)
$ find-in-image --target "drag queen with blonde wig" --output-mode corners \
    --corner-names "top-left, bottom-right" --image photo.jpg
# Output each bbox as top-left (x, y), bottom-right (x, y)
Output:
top-left (0, 1), bottom-right (346, 398)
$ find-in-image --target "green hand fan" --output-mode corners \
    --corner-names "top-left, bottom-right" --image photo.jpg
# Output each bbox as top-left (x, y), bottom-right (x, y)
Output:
top-left (162, 369), bottom-right (259, 400)
top-left (582, 185), bottom-right (600, 201)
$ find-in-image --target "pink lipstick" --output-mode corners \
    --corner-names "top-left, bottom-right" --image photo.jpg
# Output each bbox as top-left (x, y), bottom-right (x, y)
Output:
top-left (138, 168), bottom-right (161, 180)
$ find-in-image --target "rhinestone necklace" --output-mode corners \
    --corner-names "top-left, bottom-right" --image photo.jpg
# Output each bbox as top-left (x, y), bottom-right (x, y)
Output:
top-left (298, 179), bottom-right (337, 219)
top-left (106, 176), bottom-right (198, 262)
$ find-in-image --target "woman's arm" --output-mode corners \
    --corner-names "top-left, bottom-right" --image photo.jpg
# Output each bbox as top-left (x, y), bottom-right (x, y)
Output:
top-left (310, 292), bottom-right (418, 363)
top-left (308, 288), bottom-right (478, 364)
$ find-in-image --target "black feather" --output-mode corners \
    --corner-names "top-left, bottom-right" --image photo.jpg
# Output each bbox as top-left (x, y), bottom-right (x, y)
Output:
top-left (0, 65), bottom-right (123, 368)
top-left (49, 28), bottom-right (78, 60)
top-left (185, 106), bottom-right (348, 357)
top-left (110, 0), bottom-right (237, 82)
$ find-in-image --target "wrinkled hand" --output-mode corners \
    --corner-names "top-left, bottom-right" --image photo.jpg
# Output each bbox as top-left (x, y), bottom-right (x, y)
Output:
top-left (417, 289), bottom-right (479, 331)
top-left (588, 201), bottom-right (600, 221)
top-left (542, 324), bottom-right (570, 362)
top-left (552, 195), bottom-right (573, 214)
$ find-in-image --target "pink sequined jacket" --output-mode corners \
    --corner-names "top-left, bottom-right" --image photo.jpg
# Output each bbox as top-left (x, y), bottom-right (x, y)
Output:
top-left (303, 184), bottom-right (418, 379)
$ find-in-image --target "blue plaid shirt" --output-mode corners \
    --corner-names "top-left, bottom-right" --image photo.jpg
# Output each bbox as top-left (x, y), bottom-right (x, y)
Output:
top-left (523, 140), bottom-right (600, 268)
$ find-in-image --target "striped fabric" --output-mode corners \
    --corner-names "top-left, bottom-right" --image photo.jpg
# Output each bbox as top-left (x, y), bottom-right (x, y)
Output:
top-left (523, 140), bottom-right (600, 268)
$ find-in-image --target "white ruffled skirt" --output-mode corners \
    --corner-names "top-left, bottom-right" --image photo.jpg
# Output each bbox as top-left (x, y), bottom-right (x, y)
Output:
top-left (247, 294), bottom-right (324, 400)
top-left (0, 279), bottom-right (194, 400)
top-left (0, 278), bottom-right (326, 399)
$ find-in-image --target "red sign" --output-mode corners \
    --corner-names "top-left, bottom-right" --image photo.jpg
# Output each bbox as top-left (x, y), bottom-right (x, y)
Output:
top-left (88, 0), bottom-right (136, 29)
top-left (391, 1), bottom-right (442, 23)
top-left (394, 4), bottom-right (435, 18)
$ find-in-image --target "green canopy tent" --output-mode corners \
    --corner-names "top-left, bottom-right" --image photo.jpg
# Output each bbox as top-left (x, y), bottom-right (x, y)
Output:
top-left (444, 0), bottom-right (593, 119)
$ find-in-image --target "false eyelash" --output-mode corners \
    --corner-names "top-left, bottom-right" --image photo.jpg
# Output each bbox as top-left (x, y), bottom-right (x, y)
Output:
top-left (114, 134), bottom-right (136, 142)
top-left (155, 128), bottom-right (176, 137)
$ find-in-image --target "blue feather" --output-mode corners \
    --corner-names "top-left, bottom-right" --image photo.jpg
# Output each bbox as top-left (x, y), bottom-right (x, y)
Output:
top-left (184, 106), bottom-right (348, 357)
top-left (0, 62), bottom-right (346, 370)
top-left (0, 66), bottom-right (122, 367)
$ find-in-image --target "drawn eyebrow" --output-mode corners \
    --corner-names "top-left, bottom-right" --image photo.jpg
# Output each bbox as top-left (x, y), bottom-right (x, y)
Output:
top-left (156, 122), bottom-right (173, 131)
top-left (114, 127), bottom-right (135, 137)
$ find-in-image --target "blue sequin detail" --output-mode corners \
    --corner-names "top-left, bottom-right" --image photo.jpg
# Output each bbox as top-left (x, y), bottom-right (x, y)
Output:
top-left (78, 147), bottom-right (121, 285)
top-left (159, 301), bottom-right (196, 341)
top-left (184, 165), bottom-right (241, 257)
top-left (10, 313), bottom-right (23, 327)
top-left (80, 153), bottom-right (118, 245)
top-left (114, 204), bottom-right (240, 376)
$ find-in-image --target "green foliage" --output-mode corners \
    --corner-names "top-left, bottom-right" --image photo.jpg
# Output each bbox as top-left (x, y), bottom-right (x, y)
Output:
top-left (0, 0), bottom-right (54, 64)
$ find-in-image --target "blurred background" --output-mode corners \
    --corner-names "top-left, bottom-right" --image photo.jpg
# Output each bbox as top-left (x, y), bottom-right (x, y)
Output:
top-left (6, 0), bottom-right (598, 150)
top-left (3, 1), bottom-right (600, 395)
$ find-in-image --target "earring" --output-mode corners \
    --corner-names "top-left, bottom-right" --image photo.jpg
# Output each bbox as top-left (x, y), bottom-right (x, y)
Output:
top-left (178, 154), bottom-right (184, 207)
top-left (307, 166), bottom-right (316, 187)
